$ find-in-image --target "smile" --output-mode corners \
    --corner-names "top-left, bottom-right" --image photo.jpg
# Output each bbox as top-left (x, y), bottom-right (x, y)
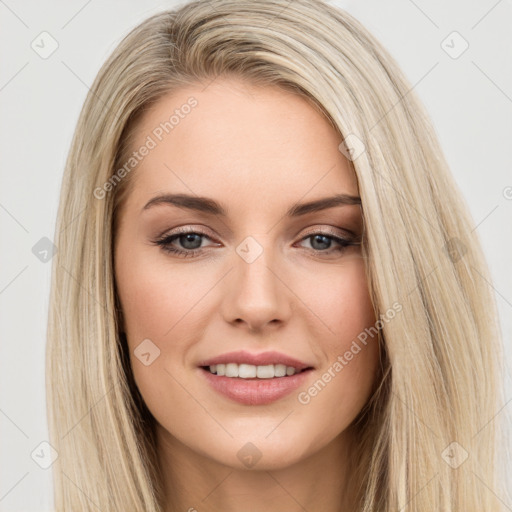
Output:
top-left (204, 363), bottom-right (307, 378)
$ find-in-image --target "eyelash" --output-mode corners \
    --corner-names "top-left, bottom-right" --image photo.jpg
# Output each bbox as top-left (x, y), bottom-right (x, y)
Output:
top-left (153, 227), bottom-right (359, 258)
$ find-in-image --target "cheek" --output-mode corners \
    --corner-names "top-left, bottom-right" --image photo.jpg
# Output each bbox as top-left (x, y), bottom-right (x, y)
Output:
top-left (115, 246), bottom-right (205, 342)
top-left (115, 250), bottom-right (201, 423)
top-left (297, 255), bottom-right (376, 348)
top-left (294, 257), bottom-right (379, 421)
top-left (114, 242), bottom-right (228, 403)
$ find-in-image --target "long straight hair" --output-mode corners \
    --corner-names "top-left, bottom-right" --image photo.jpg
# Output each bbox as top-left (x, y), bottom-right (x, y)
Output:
top-left (46, 0), bottom-right (508, 510)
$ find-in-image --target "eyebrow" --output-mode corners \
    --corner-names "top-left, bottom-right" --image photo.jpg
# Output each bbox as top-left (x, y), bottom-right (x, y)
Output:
top-left (142, 192), bottom-right (361, 217)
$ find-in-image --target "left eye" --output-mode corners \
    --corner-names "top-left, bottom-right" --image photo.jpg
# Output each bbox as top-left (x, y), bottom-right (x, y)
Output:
top-left (298, 233), bottom-right (353, 252)
top-left (153, 230), bottom-right (357, 258)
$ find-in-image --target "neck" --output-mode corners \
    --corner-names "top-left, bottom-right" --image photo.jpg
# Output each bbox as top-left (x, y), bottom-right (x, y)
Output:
top-left (156, 424), bottom-right (360, 512)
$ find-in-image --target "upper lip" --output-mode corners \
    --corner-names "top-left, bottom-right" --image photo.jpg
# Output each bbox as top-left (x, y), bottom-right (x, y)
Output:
top-left (198, 350), bottom-right (313, 371)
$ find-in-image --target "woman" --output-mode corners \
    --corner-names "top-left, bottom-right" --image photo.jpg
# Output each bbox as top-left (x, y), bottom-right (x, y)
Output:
top-left (46, 0), bottom-right (508, 510)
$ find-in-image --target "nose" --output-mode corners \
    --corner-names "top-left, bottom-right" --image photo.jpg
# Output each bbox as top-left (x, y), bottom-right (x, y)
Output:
top-left (221, 236), bottom-right (293, 333)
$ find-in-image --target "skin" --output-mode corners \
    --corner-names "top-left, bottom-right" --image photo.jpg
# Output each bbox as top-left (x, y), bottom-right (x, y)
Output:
top-left (114, 77), bottom-right (380, 512)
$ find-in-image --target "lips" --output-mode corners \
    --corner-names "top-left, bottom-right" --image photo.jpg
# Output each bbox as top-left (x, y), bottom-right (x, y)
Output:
top-left (197, 350), bottom-right (314, 405)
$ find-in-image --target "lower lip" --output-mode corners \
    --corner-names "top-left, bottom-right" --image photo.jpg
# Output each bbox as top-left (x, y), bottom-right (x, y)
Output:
top-left (199, 367), bottom-right (313, 405)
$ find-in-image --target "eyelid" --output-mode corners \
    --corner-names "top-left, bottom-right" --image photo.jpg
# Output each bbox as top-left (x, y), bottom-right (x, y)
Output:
top-left (299, 225), bottom-right (357, 240)
top-left (156, 225), bottom-right (217, 240)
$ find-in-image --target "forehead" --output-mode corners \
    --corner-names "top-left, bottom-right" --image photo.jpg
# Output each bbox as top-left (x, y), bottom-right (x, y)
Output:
top-left (123, 78), bottom-right (359, 213)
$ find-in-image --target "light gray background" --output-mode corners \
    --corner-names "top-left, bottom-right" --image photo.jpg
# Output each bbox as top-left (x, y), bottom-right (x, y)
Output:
top-left (1, 0), bottom-right (511, 510)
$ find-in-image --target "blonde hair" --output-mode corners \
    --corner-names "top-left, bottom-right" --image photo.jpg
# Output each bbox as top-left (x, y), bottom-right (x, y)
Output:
top-left (46, 0), bottom-right (508, 510)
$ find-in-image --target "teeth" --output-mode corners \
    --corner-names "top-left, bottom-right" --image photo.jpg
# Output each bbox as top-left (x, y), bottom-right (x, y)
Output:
top-left (225, 363), bottom-right (239, 377)
top-left (239, 364), bottom-right (257, 378)
top-left (257, 364), bottom-right (274, 379)
top-left (274, 364), bottom-right (287, 377)
top-left (207, 363), bottom-right (301, 378)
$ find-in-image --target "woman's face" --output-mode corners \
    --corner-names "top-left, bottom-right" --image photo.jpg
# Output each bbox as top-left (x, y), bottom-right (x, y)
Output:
top-left (114, 78), bottom-right (380, 470)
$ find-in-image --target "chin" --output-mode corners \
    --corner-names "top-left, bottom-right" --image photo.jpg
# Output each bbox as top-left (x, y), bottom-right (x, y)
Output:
top-left (201, 431), bottom-right (319, 472)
